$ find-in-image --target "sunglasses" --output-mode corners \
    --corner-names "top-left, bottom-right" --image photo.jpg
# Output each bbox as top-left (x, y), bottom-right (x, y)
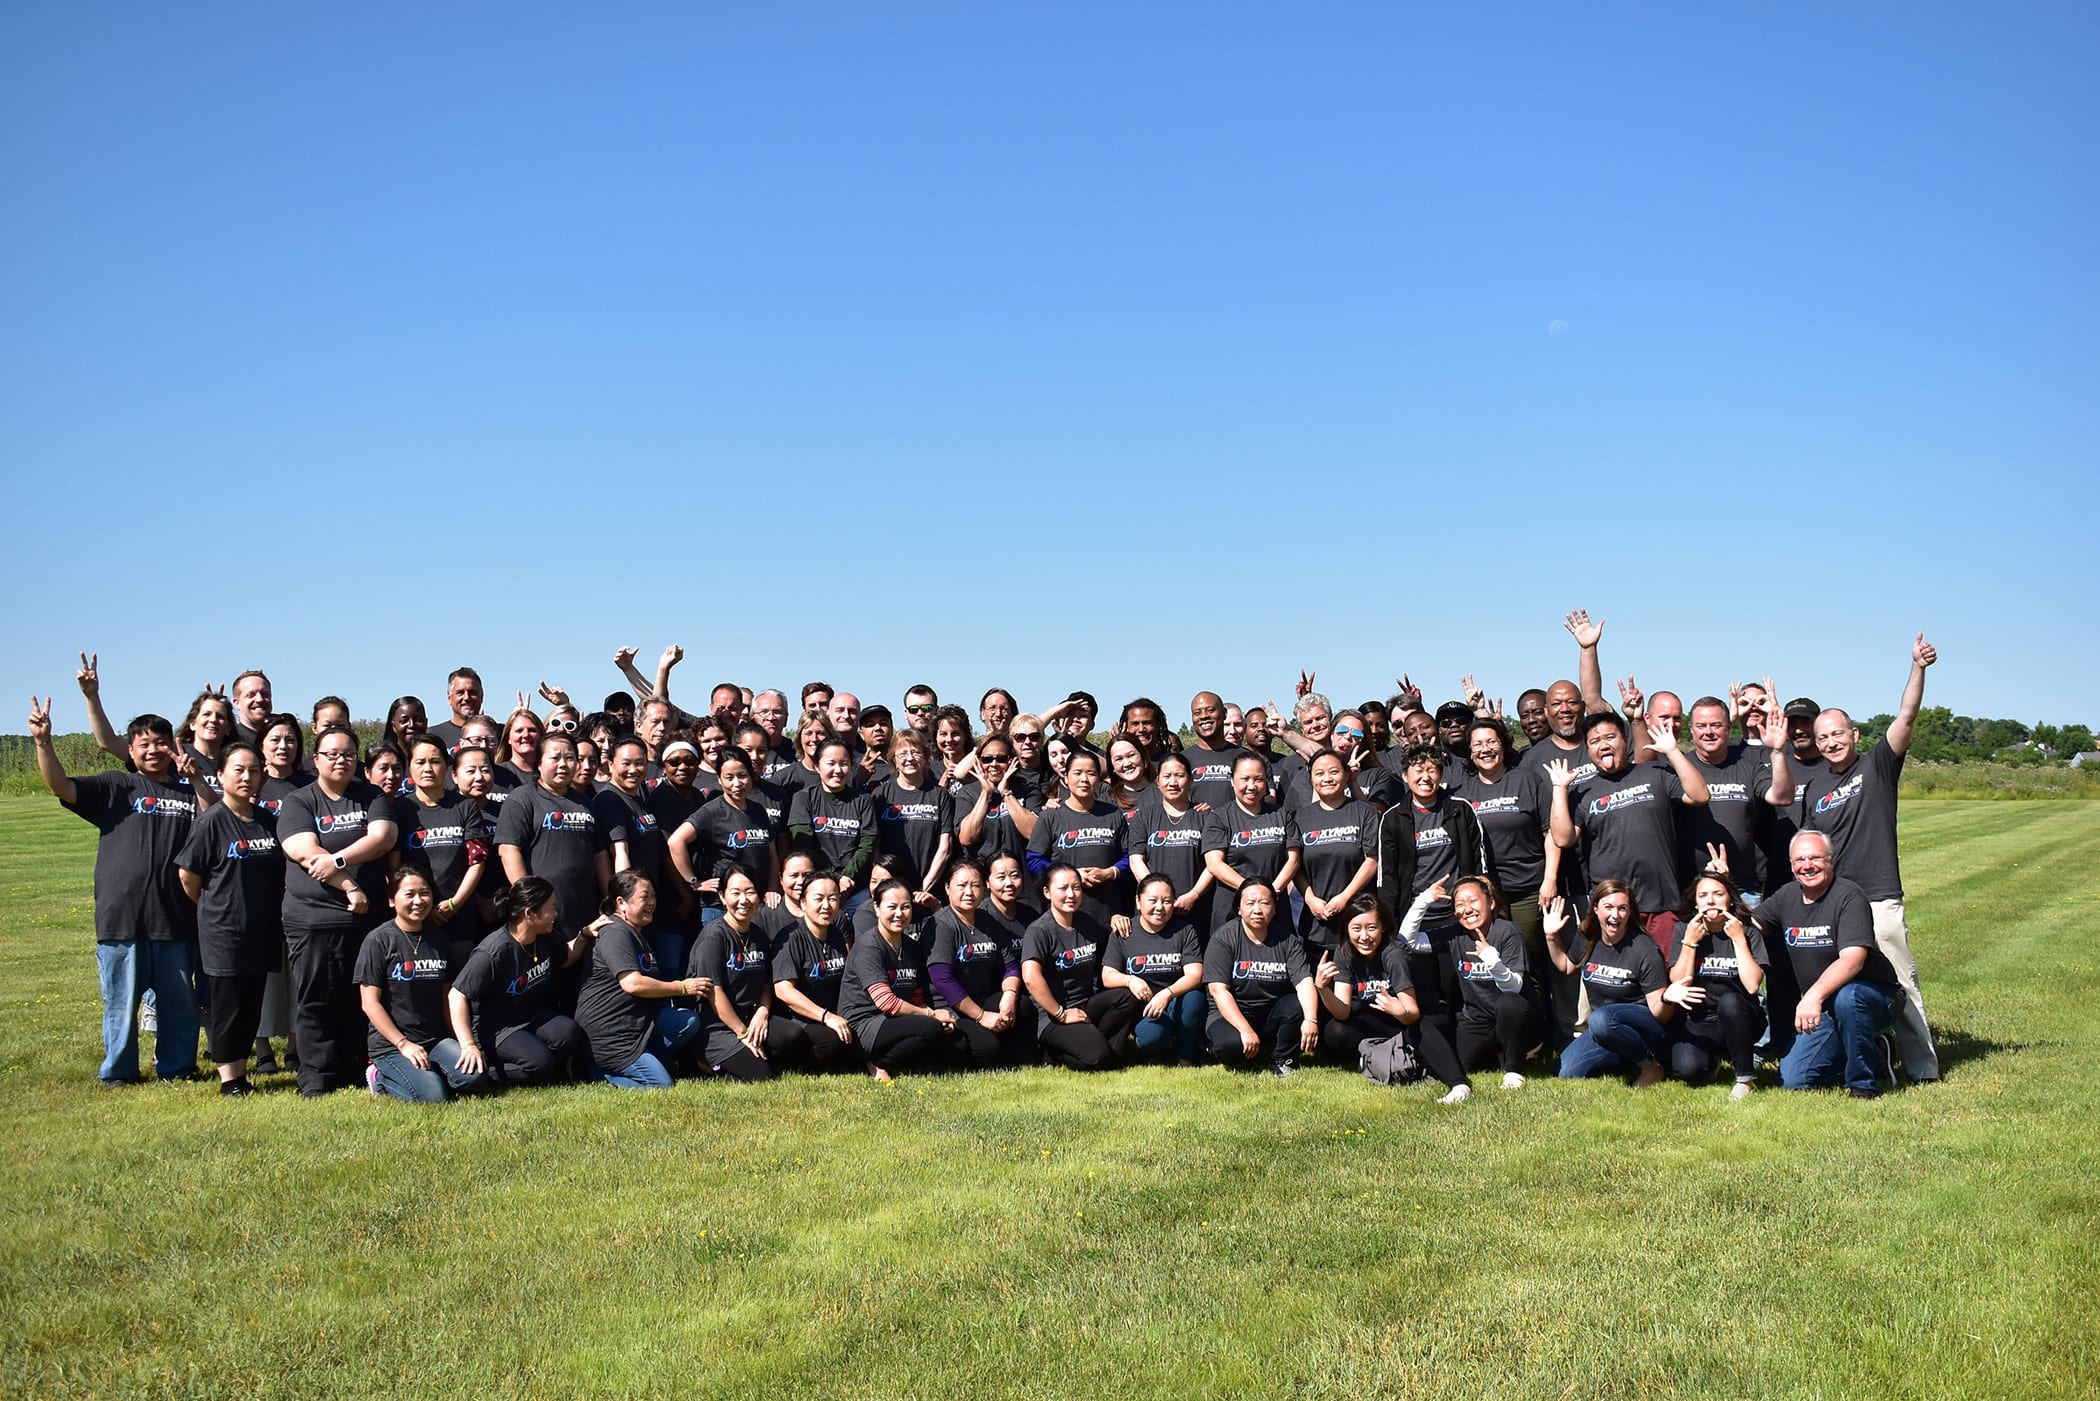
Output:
top-left (1332, 726), bottom-right (1364, 739)
top-left (905, 703), bottom-right (936, 715)
top-left (548, 719), bottom-right (581, 733)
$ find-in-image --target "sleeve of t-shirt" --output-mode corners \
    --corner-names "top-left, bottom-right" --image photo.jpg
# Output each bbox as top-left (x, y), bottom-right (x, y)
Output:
top-left (176, 814), bottom-right (217, 877)
top-left (1025, 812), bottom-right (1053, 861)
top-left (1175, 926), bottom-right (1202, 964)
top-left (937, 790), bottom-right (956, 837)
top-left (1493, 923), bottom-right (1527, 977)
top-left (1871, 741), bottom-right (1905, 791)
top-left (1742, 925), bottom-right (1770, 968)
top-left (493, 793), bottom-right (532, 849)
top-left (1202, 933), bottom-right (1233, 984)
top-left (786, 788), bottom-right (814, 834)
top-left (928, 915), bottom-right (960, 967)
top-left (1284, 809), bottom-right (1302, 850)
top-left (689, 926), bottom-right (728, 982)
top-left (1564, 933), bottom-right (1592, 969)
top-left (61, 772), bottom-right (124, 830)
top-left (1382, 943), bottom-right (1415, 993)
top-left (1635, 940), bottom-right (1669, 994)
top-left (1283, 937), bottom-right (1311, 984)
top-left (592, 790), bottom-right (636, 846)
top-left (453, 943), bottom-right (496, 1003)
top-left (599, 925), bottom-right (646, 982)
top-left (277, 786), bottom-right (318, 846)
top-left (1200, 807), bottom-right (1230, 855)
top-left (352, 926), bottom-right (395, 989)
top-left (1834, 886), bottom-right (1877, 954)
top-left (1020, 920), bottom-right (1054, 967)
top-left (1101, 935), bottom-right (1127, 974)
top-left (1655, 762), bottom-right (1686, 802)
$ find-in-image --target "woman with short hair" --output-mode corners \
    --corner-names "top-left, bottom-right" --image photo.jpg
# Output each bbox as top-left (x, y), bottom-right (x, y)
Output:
top-left (574, 872), bottom-right (709, 1089)
top-left (1202, 881), bottom-right (1317, 1073)
top-left (356, 867), bottom-right (487, 1102)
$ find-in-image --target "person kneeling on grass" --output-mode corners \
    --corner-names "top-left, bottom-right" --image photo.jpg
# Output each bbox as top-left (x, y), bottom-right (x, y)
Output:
top-left (354, 868), bottom-right (486, 1102)
top-left (1100, 874), bottom-right (1206, 1066)
top-left (1203, 881), bottom-right (1319, 1074)
top-left (448, 878), bottom-right (593, 1088)
top-left (927, 858), bottom-right (1036, 1068)
top-left (687, 865), bottom-right (811, 1081)
top-left (1403, 875), bottom-right (1544, 1091)
top-left (573, 872), bottom-right (710, 1090)
top-left (837, 879), bottom-right (960, 1081)
top-left (1666, 870), bottom-right (1769, 1100)
top-left (1757, 831), bottom-right (1900, 1099)
top-left (1022, 863), bottom-right (1142, 1072)
top-left (1317, 892), bottom-right (1472, 1102)
top-left (1544, 880), bottom-right (1700, 1086)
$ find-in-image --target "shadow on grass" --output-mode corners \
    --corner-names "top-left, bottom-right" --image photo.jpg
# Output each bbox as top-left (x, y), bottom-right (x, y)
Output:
top-left (1933, 1023), bottom-right (2054, 1078)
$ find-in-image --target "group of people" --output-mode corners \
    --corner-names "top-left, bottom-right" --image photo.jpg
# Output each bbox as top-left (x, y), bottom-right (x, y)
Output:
top-left (28, 610), bottom-right (1942, 1105)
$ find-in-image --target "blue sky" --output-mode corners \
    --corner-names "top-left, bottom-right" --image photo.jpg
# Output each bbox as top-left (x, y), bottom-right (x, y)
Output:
top-left (4, 4), bottom-right (2094, 733)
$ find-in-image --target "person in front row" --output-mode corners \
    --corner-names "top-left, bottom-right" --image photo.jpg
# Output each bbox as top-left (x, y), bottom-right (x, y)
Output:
top-left (448, 878), bottom-right (592, 1087)
top-left (1545, 880), bottom-right (1699, 1086)
top-left (1203, 882), bottom-right (1318, 1074)
top-left (1757, 831), bottom-right (1901, 1098)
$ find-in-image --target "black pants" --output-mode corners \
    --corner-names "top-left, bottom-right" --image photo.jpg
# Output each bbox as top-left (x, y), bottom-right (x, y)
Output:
top-left (1668, 987), bottom-right (1767, 1083)
top-left (860, 1015), bottom-right (953, 1073)
top-left (1455, 992), bottom-right (1540, 1074)
top-left (205, 973), bottom-right (270, 1065)
top-left (1764, 953), bottom-right (1801, 1061)
top-left (286, 922), bottom-right (370, 1095)
top-left (951, 1014), bottom-right (1038, 1068)
top-left (1037, 990), bottom-right (1141, 1071)
top-left (1206, 994), bottom-right (1305, 1072)
top-left (1321, 1009), bottom-right (1470, 1089)
top-left (711, 1018), bottom-right (814, 1082)
top-left (782, 1014), bottom-right (865, 1073)
top-left (492, 1012), bottom-right (584, 1086)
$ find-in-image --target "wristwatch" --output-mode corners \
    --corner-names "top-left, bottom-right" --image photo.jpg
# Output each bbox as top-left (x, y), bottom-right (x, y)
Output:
top-left (332, 854), bottom-right (348, 871)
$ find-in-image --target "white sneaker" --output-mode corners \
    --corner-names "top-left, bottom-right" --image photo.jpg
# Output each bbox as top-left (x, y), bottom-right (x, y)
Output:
top-left (365, 1062), bottom-right (380, 1095)
top-left (1730, 1081), bottom-right (1754, 1101)
top-left (1502, 1071), bottom-right (1526, 1089)
top-left (1437, 1083), bottom-right (1472, 1105)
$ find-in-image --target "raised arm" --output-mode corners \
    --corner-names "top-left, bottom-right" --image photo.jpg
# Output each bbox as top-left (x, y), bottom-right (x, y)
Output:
top-left (1884, 634), bottom-right (1937, 756)
top-left (28, 697), bottom-right (78, 805)
top-left (75, 653), bottom-right (124, 759)
top-left (1565, 610), bottom-right (1611, 715)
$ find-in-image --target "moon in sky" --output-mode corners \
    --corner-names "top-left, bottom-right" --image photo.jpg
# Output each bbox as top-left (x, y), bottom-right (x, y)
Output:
top-left (1548, 320), bottom-right (1570, 336)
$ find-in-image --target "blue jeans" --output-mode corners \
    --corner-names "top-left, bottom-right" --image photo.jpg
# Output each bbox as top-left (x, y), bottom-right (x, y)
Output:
top-left (648, 929), bottom-right (691, 980)
top-left (596, 1005), bottom-right (702, 1090)
top-left (1780, 981), bottom-right (1895, 1093)
top-left (370, 1039), bottom-right (486, 1102)
top-left (96, 939), bottom-right (199, 1082)
top-left (841, 888), bottom-right (872, 919)
top-left (1131, 989), bottom-right (1207, 1062)
top-left (1558, 1002), bottom-right (1668, 1079)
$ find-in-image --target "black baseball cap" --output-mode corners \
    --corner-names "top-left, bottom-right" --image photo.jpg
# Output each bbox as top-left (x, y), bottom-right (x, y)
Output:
top-left (1782, 697), bottom-right (1820, 720)
top-left (1435, 701), bottom-right (1475, 725)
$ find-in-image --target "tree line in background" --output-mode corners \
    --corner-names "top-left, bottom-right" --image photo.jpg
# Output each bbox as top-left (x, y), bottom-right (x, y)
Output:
top-left (1852, 710), bottom-right (2096, 765)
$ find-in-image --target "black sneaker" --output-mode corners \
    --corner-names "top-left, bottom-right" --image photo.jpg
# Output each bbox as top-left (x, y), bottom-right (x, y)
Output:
top-left (1848, 1086), bottom-right (1881, 1100)
top-left (219, 1078), bottom-right (258, 1098)
top-left (1873, 1035), bottom-right (1896, 1089)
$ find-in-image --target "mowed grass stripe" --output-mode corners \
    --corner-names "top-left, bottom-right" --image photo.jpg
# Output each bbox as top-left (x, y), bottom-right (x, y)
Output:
top-left (1, 798), bottom-right (2096, 1399)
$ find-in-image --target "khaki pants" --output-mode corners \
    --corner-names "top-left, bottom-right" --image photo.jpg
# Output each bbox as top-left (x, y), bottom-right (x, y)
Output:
top-left (1870, 898), bottom-right (1939, 1080)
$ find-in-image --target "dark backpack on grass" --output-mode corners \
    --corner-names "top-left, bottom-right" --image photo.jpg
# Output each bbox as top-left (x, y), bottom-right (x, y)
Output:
top-left (1359, 1032), bottom-right (1422, 1086)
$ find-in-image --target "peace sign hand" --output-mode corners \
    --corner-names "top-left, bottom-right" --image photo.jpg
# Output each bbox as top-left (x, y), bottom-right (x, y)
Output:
top-left (75, 653), bottom-right (99, 698)
top-left (28, 695), bottom-right (53, 740)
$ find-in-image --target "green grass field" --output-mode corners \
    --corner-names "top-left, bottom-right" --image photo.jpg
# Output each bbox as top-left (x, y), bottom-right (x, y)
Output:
top-left (2, 796), bottom-right (2095, 1399)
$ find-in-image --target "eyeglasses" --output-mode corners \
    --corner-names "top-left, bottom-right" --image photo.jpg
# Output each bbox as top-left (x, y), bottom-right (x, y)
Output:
top-left (316, 749), bottom-right (356, 763)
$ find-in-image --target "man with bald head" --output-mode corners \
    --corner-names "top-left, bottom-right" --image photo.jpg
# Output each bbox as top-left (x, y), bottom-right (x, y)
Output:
top-left (1182, 691), bottom-right (1245, 810)
top-left (1799, 634), bottom-right (1942, 1083)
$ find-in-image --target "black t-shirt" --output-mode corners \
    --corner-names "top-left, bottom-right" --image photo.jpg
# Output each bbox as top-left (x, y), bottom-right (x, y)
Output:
top-left (1335, 941), bottom-right (1415, 1021)
top-left (1405, 799), bottom-right (1465, 909)
top-left (1104, 920), bottom-right (1202, 995)
top-left (1128, 794), bottom-right (1208, 904)
top-left (1681, 744), bottom-right (1772, 896)
top-left (453, 926), bottom-right (568, 1044)
top-left (354, 920), bottom-right (455, 1057)
top-left (1563, 930), bottom-right (1669, 1009)
top-left (1452, 768), bottom-right (1551, 896)
top-left (683, 796), bottom-right (776, 891)
top-left (1764, 749), bottom-right (1827, 895)
top-left (184, 745), bottom-right (225, 800)
top-left (1027, 801), bottom-right (1131, 922)
top-left (952, 781), bottom-right (1034, 864)
top-left (1199, 801), bottom-right (1299, 887)
top-left (277, 780), bottom-right (393, 929)
top-left (838, 933), bottom-right (932, 1046)
top-left (428, 718), bottom-right (468, 753)
top-left (1518, 735), bottom-right (1598, 786)
top-left (493, 784), bottom-right (607, 936)
top-left (572, 916), bottom-right (663, 1073)
top-left (787, 786), bottom-right (878, 878)
top-left (591, 786), bottom-right (669, 894)
top-left (63, 771), bottom-right (200, 941)
top-left (689, 919), bottom-right (772, 1021)
top-left (1019, 912), bottom-right (1110, 1032)
top-left (1679, 916), bottom-right (1770, 1023)
top-left (772, 921), bottom-right (853, 1016)
top-left (258, 773), bottom-right (303, 818)
top-left (1181, 742), bottom-right (1246, 812)
top-left (482, 764), bottom-right (524, 814)
top-left (1451, 919), bottom-right (1528, 1015)
top-left (1803, 744), bottom-right (1906, 901)
top-left (1754, 877), bottom-right (1899, 991)
top-left (1292, 797), bottom-right (1378, 919)
top-left (927, 907), bottom-right (1019, 1007)
top-left (176, 802), bottom-right (285, 975)
top-left (1569, 761), bottom-right (1689, 913)
top-left (1201, 921), bottom-right (1310, 1030)
top-left (871, 777), bottom-right (954, 893)
top-left (645, 779), bottom-right (708, 839)
top-left (394, 792), bottom-right (491, 907)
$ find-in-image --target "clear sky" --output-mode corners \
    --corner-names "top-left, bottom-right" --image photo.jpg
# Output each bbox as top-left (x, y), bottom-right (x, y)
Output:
top-left (4, 4), bottom-right (2094, 733)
